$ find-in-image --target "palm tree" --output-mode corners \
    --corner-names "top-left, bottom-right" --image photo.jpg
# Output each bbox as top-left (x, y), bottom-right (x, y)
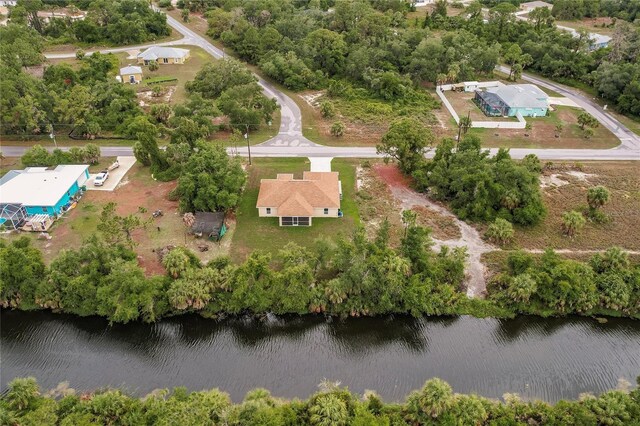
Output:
top-left (485, 218), bottom-right (514, 245)
top-left (561, 210), bottom-right (586, 237)
top-left (402, 209), bottom-right (417, 237)
top-left (587, 185), bottom-right (610, 210)
top-left (182, 212), bottom-right (195, 244)
top-left (407, 378), bottom-right (453, 421)
top-left (162, 248), bottom-right (190, 279)
top-left (507, 274), bottom-right (537, 303)
top-left (457, 114), bottom-right (472, 141)
top-left (309, 393), bottom-right (349, 426)
top-left (554, 123), bottom-right (563, 138)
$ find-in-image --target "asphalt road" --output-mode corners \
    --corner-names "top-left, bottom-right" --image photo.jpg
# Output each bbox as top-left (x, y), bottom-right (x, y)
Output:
top-left (25, 9), bottom-right (638, 162)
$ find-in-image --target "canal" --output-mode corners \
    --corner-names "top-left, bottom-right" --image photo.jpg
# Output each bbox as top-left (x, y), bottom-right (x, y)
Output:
top-left (1, 311), bottom-right (639, 402)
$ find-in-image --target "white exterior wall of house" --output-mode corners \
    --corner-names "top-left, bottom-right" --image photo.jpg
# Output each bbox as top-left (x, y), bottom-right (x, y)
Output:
top-left (258, 207), bottom-right (340, 218)
top-left (258, 207), bottom-right (277, 217)
top-left (313, 207), bottom-right (340, 217)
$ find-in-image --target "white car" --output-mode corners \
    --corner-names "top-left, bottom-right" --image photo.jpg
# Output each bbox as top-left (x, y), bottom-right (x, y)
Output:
top-left (94, 170), bottom-right (109, 186)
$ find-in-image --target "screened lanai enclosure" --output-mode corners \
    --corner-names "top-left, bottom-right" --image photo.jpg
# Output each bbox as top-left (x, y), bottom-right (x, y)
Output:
top-left (0, 203), bottom-right (27, 230)
top-left (474, 90), bottom-right (510, 117)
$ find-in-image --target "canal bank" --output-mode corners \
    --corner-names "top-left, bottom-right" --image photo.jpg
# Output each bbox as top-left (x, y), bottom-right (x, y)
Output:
top-left (1, 311), bottom-right (639, 403)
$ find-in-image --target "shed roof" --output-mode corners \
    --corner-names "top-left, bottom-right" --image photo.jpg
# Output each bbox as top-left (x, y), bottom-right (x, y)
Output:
top-left (485, 84), bottom-right (549, 109)
top-left (120, 65), bottom-right (142, 75)
top-left (257, 171), bottom-right (340, 215)
top-left (191, 212), bottom-right (225, 236)
top-left (0, 165), bottom-right (88, 207)
top-left (138, 46), bottom-right (190, 61)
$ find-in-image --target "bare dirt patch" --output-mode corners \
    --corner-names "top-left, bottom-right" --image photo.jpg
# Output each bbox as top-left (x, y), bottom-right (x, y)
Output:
top-left (137, 86), bottom-right (176, 106)
top-left (373, 164), bottom-right (494, 297)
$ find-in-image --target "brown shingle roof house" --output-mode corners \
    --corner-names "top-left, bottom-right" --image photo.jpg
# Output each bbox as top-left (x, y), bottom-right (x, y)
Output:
top-left (256, 171), bottom-right (342, 226)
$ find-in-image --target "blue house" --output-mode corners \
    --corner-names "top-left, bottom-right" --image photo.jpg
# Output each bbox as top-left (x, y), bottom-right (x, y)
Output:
top-left (475, 84), bottom-right (549, 118)
top-left (0, 165), bottom-right (89, 227)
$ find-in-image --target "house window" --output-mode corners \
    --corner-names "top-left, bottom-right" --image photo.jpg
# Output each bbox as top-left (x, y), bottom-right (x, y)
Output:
top-left (281, 217), bottom-right (310, 226)
top-left (266, 208), bottom-right (271, 215)
top-left (323, 208), bottom-right (329, 215)
top-left (163, 58), bottom-right (169, 64)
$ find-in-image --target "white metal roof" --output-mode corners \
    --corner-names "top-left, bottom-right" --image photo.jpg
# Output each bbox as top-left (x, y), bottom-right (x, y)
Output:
top-left (486, 84), bottom-right (549, 109)
top-left (137, 46), bottom-right (189, 61)
top-left (0, 165), bottom-right (89, 207)
top-left (120, 65), bottom-right (142, 75)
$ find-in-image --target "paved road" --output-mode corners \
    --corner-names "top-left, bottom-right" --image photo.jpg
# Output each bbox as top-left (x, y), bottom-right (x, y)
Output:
top-left (30, 9), bottom-right (638, 162)
top-left (3, 144), bottom-right (639, 161)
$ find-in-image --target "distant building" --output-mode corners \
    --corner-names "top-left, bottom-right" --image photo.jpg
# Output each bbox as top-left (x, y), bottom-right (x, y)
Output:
top-left (0, 165), bottom-right (89, 228)
top-left (0, 1), bottom-right (17, 6)
top-left (120, 65), bottom-right (143, 84)
top-left (137, 46), bottom-right (190, 65)
top-left (36, 8), bottom-right (87, 23)
top-left (590, 33), bottom-right (612, 50)
top-left (257, 172), bottom-right (342, 226)
top-left (475, 84), bottom-right (549, 117)
top-left (519, 1), bottom-right (553, 13)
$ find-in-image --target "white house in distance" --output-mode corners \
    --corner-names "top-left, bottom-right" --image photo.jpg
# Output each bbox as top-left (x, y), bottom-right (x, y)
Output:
top-left (137, 46), bottom-right (190, 65)
top-left (256, 172), bottom-right (342, 226)
top-left (119, 65), bottom-right (143, 84)
top-left (36, 8), bottom-right (87, 23)
top-left (519, 1), bottom-right (552, 13)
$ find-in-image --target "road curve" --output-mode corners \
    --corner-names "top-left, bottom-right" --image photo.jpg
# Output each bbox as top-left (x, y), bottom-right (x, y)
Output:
top-left (33, 9), bottom-right (639, 161)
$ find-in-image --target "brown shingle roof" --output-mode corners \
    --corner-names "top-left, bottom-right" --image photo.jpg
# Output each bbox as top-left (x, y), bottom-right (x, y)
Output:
top-left (256, 172), bottom-right (340, 215)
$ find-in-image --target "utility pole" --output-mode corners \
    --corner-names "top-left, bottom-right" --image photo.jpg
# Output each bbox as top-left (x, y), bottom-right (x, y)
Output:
top-left (245, 124), bottom-right (252, 166)
top-left (49, 127), bottom-right (57, 148)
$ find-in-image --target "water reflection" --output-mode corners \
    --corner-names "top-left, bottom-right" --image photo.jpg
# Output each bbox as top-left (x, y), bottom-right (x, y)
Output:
top-left (1, 310), bottom-right (639, 402)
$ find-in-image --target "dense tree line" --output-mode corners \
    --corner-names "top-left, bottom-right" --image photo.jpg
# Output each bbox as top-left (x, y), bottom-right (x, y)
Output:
top-left (489, 247), bottom-right (640, 316)
top-left (2, 229), bottom-right (638, 324)
top-left (551, 0), bottom-right (640, 22)
top-left (3, 375), bottom-right (640, 425)
top-left (10, 0), bottom-right (170, 45)
top-left (21, 143), bottom-right (100, 166)
top-left (0, 46), bottom-right (142, 136)
top-left (0, 217), bottom-right (472, 323)
top-left (199, 0), bottom-right (498, 105)
top-left (194, 0), bottom-right (640, 117)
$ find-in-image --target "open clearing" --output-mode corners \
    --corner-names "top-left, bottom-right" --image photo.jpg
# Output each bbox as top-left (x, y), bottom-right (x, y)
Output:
top-left (466, 106), bottom-right (620, 149)
top-left (509, 161), bottom-right (640, 251)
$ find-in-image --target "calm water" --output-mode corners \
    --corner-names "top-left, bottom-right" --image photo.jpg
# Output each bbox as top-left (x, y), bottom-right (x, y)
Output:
top-left (1, 311), bottom-right (639, 402)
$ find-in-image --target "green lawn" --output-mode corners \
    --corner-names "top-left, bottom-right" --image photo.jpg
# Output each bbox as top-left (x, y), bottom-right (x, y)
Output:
top-left (230, 158), bottom-right (360, 262)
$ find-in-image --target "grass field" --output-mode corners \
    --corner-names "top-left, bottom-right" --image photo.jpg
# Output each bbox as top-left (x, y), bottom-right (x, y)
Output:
top-left (555, 17), bottom-right (617, 36)
top-left (465, 106), bottom-right (620, 149)
top-left (230, 158), bottom-right (360, 262)
top-left (505, 162), bottom-right (640, 251)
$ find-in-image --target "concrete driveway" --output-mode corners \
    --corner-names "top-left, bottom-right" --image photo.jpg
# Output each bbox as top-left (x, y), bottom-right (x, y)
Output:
top-left (86, 156), bottom-right (136, 191)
